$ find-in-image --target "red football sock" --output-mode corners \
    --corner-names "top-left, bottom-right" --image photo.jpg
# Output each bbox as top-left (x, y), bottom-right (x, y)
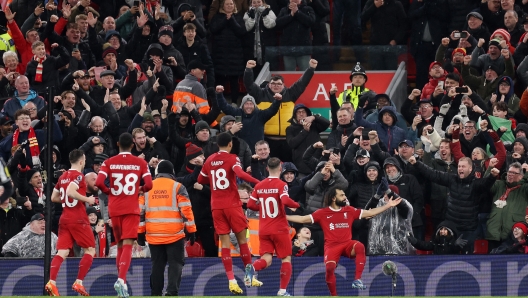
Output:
top-left (239, 243), bottom-right (252, 266)
top-left (325, 262), bottom-right (337, 296)
top-left (253, 258), bottom-right (267, 271)
top-left (50, 255), bottom-right (64, 281)
top-left (77, 254), bottom-right (93, 280)
top-left (118, 244), bottom-right (132, 282)
top-left (116, 246), bottom-right (123, 270)
top-left (280, 262), bottom-right (292, 290)
top-left (353, 243), bottom-right (366, 280)
top-left (221, 248), bottom-right (234, 280)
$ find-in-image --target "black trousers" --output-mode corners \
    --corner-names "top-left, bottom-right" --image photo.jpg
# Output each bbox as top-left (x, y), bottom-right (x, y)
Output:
top-left (265, 137), bottom-right (292, 163)
top-left (196, 225), bottom-right (218, 257)
top-left (149, 239), bottom-right (185, 296)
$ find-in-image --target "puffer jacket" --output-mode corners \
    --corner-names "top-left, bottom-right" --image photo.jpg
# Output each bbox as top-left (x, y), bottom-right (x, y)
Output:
top-left (422, 151), bottom-right (457, 222)
top-left (244, 67), bottom-right (314, 137)
top-left (286, 104), bottom-right (330, 174)
top-left (486, 172), bottom-right (528, 242)
top-left (275, 0), bottom-right (315, 56)
top-left (304, 165), bottom-right (348, 214)
top-left (415, 160), bottom-right (497, 232)
top-left (209, 12), bottom-right (247, 76)
top-left (410, 220), bottom-right (464, 254)
top-left (355, 106), bottom-right (407, 153)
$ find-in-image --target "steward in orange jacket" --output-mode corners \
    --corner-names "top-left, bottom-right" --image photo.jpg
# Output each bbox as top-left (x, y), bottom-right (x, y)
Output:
top-left (138, 160), bottom-right (196, 296)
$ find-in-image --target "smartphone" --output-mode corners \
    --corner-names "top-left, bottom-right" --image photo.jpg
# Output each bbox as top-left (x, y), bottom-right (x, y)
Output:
top-left (414, 140), bottom-right (423, 151)
top-left (460, 32), bottom-right (468, 38)
top-left (453, 32), bottom-right (461, 38)
top-left (438, 81), bottom-right (444, 89)
top-left (235, 116), bottom-right (242, 123)
top-left (54, 114), bottom-right (61, 121)
top-left (133, 0), bottom-right (140, 7)
top-left (455, 87), bottom-right (469, 93)
top-left (332, 148), bottom-right (340, 155)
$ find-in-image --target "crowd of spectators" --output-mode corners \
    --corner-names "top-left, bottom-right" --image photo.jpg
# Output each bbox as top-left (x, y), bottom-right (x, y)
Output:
top-left (2, 0), bottom-right (528, 259)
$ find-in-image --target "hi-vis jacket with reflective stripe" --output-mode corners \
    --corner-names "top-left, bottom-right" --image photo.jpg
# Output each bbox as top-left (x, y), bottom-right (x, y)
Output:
top-left (172, 74), bottom-right (209, 114)
top-left (138, 177), bottom-right (196, 245)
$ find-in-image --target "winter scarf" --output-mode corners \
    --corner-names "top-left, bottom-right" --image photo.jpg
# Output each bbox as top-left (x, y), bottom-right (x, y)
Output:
top-left (13, 127), bottom-right (41, 167)
top-left (34, 56), bottom-right (45, 83)
top-left (253, 6), bottom-right (266, 64)
top-left (494, 184), bottom-right (521, 208)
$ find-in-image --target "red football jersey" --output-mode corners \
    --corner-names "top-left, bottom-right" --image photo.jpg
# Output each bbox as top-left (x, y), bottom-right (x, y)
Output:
top-left (250, 177), bottom-right (293, 235)
top-left (200, 151), bottom-right (242, 210)
top-left (98, 152), bottom-right (151, 217)
top-left (310, 206), bottom-right (363, 246)
top-left (54, 169), bottom-right (89, 225)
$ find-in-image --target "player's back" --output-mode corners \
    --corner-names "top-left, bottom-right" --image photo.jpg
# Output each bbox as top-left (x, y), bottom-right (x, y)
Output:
top-left (100, 152), bottom-right (150, 217)
top-left (312, 206), bottom-right (362, 246)
top-left (55, 169), bottom-right (89, 225)
top-left (202, 151), bottom-right (241, 210)
top-left (251, 178), bottom-right (290, 235)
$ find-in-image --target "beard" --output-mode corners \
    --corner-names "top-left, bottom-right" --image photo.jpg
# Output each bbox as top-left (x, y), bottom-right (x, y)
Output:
top-left (335, 199), bottom-right (347, 207)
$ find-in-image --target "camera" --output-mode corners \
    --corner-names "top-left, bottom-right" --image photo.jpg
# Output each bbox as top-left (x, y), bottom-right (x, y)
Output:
top-left (455, 87), bottom-right (468, 94)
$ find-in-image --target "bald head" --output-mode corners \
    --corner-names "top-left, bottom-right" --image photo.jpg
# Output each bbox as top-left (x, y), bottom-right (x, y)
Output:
top-left (85, 172), bottom-right (99, 193)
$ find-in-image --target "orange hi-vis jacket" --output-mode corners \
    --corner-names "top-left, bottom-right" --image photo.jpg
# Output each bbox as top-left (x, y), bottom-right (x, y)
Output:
top-left (172, 74), bottom-right (210, 114)
top-left (138, 177), bottom-right (196, 245)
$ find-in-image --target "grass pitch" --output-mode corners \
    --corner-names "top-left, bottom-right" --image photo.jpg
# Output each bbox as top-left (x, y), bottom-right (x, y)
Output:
top-left (0, 296), bottom-right (506, 298)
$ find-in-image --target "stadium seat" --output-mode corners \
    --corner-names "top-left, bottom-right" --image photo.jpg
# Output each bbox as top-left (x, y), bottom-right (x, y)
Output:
top-left (473, 239), bottom-right (488, 254)
top-left (416, 249), bottom-right (432, 255)
top-left (185, 239), bottom-right (205, 257)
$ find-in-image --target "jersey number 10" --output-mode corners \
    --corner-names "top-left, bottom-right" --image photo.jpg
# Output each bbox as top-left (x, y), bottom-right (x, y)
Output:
top-left (259, 197), bottom-right (279, 218)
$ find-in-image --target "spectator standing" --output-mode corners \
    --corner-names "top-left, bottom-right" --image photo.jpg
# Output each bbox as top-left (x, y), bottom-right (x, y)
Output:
top-left (243, 0), bottom-right (277, 75)
top-left (275, 0), bottom-right (315, 71)
top-left (209, 0), bottom-right (247, 104)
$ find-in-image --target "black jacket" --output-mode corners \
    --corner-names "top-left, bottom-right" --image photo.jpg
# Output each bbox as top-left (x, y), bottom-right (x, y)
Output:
top-left (361, 0), bottom-right (407, 45)
top-left (209, 13), bottom-right (247, 76)
top-left (175, 37), bottom-right (215, 88)
top-left (446, 0), bottom-right (479, 32)
top-left (422, 151), bottom-right (457, 222)
top-left (410, 220), bottom-right (464, 254)
top-left (415, 161), bottom-right (496, 232)
top-left (25, 49), bottom-right (70, 95)
top-left (408, 0), bottom-right (449, 55)
top-left (275, 1), bottom-right (315, 56)
top-left (286, 105), bottom-right (330, 174)
top-left (0, 206), bottom-right (28, 256)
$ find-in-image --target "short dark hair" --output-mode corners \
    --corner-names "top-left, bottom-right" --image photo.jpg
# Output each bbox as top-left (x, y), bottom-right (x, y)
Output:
top-left (14, 109), bottom-right (30, 120)
top-left (237, 182), bottom-right (252, 192)
top-left (445, 72), bottom-right (460, 83)
top-left (61, 90), bottom-right (75, 99)
top-left (267, 157), bottom-right (281, 170)
top-left (217, 132), bottom-right (232, 147)
top-left (69, 149), bottom-right (85, 164)
top-left (118, 132), bottom-right (134, 149)
top-left (183, 23), bottom-right (196, 31)
top-left (67, 23), bottom-right (80, 31)
top-left (324, 187), bottom-right (344, 207)
top-left (492, 101), bottom-right (508, 112)
top-left (270, 75), bottom-right (284, 83)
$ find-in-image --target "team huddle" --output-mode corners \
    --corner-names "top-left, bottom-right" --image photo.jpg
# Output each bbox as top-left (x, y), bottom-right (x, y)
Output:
top-left (44, 131), bottom-right (402, 297)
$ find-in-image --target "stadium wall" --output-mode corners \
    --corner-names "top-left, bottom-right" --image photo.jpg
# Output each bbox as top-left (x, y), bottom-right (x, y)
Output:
top-left (1, 255), bottom-right (528, 296)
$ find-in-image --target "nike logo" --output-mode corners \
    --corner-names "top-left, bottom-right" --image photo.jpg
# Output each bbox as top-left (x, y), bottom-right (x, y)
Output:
top-left (327, 216), bottom-right (333, 218)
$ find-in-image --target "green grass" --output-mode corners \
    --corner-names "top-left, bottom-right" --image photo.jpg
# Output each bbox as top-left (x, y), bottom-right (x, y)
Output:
top-left (0, 297), bottom-right (509, 298)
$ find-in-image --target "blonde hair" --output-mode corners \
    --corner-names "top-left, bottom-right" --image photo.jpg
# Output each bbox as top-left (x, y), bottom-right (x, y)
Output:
top-left (220, 0), bottom-right (238, 14)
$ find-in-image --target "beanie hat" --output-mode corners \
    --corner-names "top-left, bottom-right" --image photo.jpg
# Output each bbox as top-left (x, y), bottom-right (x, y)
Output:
top-left (452, 48), bottom-right (467, 58)
top-left (489, 38), bottom-right (501, 49)
top-left (102, 43), bottom-right (117, 59)
top-left (388, 185), bottom-right (399, 195)
top-left (27, 169), bottom-right (39, 183)
top-left (220, 115), bottom-right (236, 131)
top-left (466, 11), bottom-right (483, 21)
top-left (155, 160), bottom-right (175, 176)
top-left (240, 95), bottom-right (257, 109)
top-left (86, 206), bottom-right (97, 216)
top-left (195, 120), bottom-right (210, 134)
top-left (186, 142), bottom-right (203, 160)
top-left (187, 60), bottom-right (206, 72)
top-left (487, 64), bottom-right (500, 74)
top-left (94, 153), bottom-right (109, 164)
top-left (30, 213), bottom-right (45, 222)
top-left (105, 30), bottom-right (121, 42)
top-left (350, 62), bottom-right (367, 82)
top-left (492, 29), bottom-right (510, 43)
top-left (158, 25), bottom-right (174, 40)
top-left (513, 222), bottom-right (528, 235)
top-left (143, 113), bottom-right (155, 123)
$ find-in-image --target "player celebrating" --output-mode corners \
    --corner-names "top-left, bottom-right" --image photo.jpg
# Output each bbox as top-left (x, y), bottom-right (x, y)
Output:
top-left (96, 133), bottom-right (153, 298)
top-left (287, 187), bottom-right (402, 296)
top-left (197, 132), bottom-right (262, 295)
top-left (46, 150), bottom-right (95, 296)
top-left (245, 157), bottom-right (300, 296)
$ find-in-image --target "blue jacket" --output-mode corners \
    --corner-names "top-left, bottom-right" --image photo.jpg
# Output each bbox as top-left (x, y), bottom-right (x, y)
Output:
top-left (0, 120), bottom-right (63, 167)
top-left (365, 99), bottom-right (408, 131)
top-left (355, 106), bottom-right (407, 153)
top-left (2, 90), bottom-right (45, 120)
top-left (217, 93), bottom-right (280, 153)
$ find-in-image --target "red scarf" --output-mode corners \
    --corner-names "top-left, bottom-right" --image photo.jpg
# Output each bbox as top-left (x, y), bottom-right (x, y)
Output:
top-left (499, 185), bottom-right (521, 201)
top-left (13, 127), bottom-right (41, 167)
top-left (34, 56), bottom-right (45, 83)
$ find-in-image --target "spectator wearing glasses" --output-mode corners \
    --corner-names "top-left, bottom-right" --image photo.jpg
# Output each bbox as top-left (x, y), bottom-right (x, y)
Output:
top-left (486, 162), bottom-right (528, 251)
top-left (402, 97), bottom-right (438, 138)
top-left (366, 94), bottom-right (407, 131)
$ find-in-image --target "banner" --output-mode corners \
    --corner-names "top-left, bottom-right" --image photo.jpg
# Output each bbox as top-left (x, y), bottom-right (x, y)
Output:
top-left (276, 71), bottom-right (395, 118)
top-left (3, 255), bottom-right (528, 296)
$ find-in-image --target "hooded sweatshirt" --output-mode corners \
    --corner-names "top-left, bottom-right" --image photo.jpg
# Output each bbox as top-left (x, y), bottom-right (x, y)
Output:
top-left (355, 106), bottom-right (408, 153)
